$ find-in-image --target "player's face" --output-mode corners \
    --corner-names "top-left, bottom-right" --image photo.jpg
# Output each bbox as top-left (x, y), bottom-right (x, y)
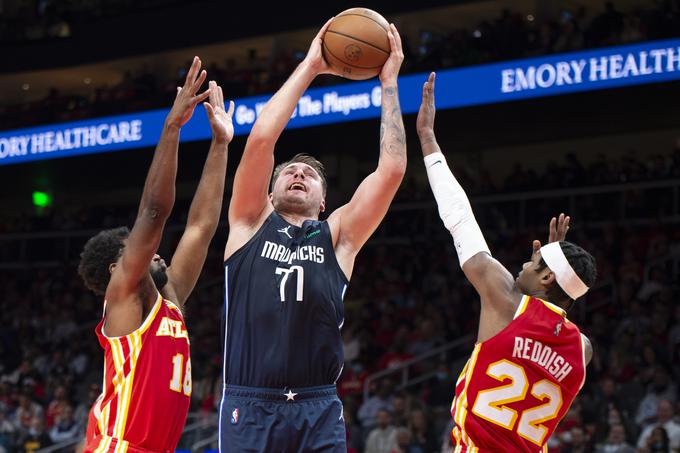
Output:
top-left (516, 249), bottom-right (549, 295)
top-left (149, 254), bottom-right (168, 290)
top-left (110, 246), bottom-right (168, 290)
top-left (271, 163), bottom-right (325, 216)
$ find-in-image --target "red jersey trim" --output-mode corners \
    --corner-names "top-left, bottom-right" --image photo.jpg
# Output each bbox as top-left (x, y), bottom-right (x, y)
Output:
top-left (452, 344), bottom-right (482, 450)
top-left (101, 293), bottom-right (163, 339)
top-left (578, 335), bottom-right (587, 390)
top-left (94, 294), bottom-right (163, 444)
top-left (513, 294), bottom-right (531, 319)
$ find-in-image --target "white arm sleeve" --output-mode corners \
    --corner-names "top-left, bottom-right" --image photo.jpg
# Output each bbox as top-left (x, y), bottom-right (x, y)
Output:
top-left (424, 152), bottom-right (490, 267)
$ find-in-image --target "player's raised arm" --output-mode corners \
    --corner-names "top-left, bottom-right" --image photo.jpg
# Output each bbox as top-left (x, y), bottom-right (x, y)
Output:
top-left (226, 19), bottom-right (339, 240)
top-left (329, 24), bottom-right (407, 277)
top-left (105, 57), bottom-right (209, 332)
top-left (165, 81), bottom-right (235, 307)
top-left (416, 72), bottom-right (517, 310)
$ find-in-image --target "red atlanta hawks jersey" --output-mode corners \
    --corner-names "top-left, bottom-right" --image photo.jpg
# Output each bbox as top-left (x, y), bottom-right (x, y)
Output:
top-left (451, 295), bottom-right (586, 452)
top-left (85, 293), bottom-right (191, 453)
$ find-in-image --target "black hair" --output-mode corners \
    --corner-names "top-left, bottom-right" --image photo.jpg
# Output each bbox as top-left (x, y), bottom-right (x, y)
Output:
top-left (78, 227), bottom-right (130, 296)
top-left (537, 241), bottom-right (597, 305)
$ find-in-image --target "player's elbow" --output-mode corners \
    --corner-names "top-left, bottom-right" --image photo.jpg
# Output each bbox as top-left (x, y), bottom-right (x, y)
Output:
top-left (461, 251), bottom-right (490, 276)
top-left (186, 220), bottom-right (219, 239)
top-left (247, 125), bottom-right (276, 149)
top-left (379, 157), bottom-right (407, 182)
top-left (139, 204), bottom-right (171, 223)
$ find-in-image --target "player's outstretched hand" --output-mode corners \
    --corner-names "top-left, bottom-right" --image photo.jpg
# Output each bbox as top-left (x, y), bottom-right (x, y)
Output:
top-left (304, 18), bottom-right (342, 77)
top-left (533, 213), bottom-right (570, 253)
top-left (167, 56), bottom-right (210, 128)
top-left (379, 24), bottom-right (404, 85)
top-left (416, 72), bottom-right (436, 138)
top-left (203, 81), bottom-right (235, 144)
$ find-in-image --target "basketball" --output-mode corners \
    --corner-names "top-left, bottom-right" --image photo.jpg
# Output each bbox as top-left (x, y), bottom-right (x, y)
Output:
top-left (322, 8), bottom-right (390, 80)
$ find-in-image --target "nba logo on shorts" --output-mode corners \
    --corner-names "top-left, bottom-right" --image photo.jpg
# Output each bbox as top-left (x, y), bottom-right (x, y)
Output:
top-left (230, 408), bottom-right (239, 424)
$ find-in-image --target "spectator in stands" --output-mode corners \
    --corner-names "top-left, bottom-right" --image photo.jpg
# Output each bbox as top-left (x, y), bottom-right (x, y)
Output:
top-left (16, 415), bottom-right (51, 452)
top-left (339, 361), bottom-right (369, 400)
top-left (637, 400), bottom-right (680, 452)
top-left (561, 425), bottom-right (592, 453)
top-left (596, 423), bottom-right (636, 453)
top-left (365, 409), bottom-right (398, 453)
top-left (378, 338), bottom-right (414, 371)
top-left (408, 408), bottom-right (438, 453)
top-left (636, 368), bottom-right (678, 426)
top-left (0, 410), bottom-right (16, 453)
top-left (359, 380), bottom-right (395, 432)
top-left (407, 318), bottom-right (443, 357)
top-left (390, 393), bottom-right (409, 428)
top-left (12, 393), bottom-right (43, 434)
top-left (48, 404), bottom-right (80, 443)
top-left (640, 426), bottom-right (671, 453)
top-left (45, 384), bottom-right (68, 428)
top-left (390, 427), bottom-right (422, 453)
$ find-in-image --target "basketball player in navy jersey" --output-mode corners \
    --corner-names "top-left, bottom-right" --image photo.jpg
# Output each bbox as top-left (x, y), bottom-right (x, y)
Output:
top-left (218, 20), bottom-right (406, 452)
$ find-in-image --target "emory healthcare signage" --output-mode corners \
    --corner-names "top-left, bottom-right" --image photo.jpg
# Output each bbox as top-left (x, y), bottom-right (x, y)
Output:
top-left (2, 38), bottom-right (680, 166)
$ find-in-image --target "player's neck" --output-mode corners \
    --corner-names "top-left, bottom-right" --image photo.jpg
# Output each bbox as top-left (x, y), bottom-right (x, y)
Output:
top-left (277, 210), bottom-right (318, 227)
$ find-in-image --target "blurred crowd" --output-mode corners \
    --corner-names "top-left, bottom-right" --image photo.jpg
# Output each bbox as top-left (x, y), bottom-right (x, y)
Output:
top-left (0, 0), bottom-right (186, 43)
top-left (3, 1), bottom-right (680, 130)
top-left (0, 142), bottom-right (679, 452)
top-left (3, 142), bottom-right (679, 236)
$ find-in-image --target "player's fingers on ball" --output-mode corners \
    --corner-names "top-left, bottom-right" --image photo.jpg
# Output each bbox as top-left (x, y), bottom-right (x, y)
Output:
top-left (391, 24), bottom-right (403, 52)
top-left (318, 17), bottom-right (334, 37)
top-left (385, 28), bottom-right (394, 47)
top-left (388, 30), bottom-right (398, 54)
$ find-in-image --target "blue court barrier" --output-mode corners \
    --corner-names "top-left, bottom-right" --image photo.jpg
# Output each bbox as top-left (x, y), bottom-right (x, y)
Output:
top-left (2, 38), bottom-right (680, 166)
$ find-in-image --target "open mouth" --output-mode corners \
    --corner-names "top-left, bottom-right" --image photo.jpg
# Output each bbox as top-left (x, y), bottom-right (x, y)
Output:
top-left (289, 182), bottom-right (307, 192)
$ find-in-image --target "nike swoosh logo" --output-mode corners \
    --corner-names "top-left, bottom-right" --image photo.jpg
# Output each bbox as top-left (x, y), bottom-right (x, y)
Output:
top-left (428, 160), bottom-right (442, 168)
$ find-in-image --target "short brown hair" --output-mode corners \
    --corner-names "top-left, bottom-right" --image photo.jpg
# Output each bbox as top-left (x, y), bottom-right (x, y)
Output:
top-left (271, 153), bottom-right (327, 196)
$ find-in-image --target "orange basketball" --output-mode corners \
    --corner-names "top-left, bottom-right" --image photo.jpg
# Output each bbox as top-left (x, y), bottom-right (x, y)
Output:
top-left (322, 8), bottom-right (390, 80)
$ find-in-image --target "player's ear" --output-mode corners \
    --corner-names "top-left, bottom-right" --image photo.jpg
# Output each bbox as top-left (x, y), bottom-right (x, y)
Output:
top-left (109, 262), bottom-right (117, 274)
top-left (319, 198), bottom-right (326, 213)
top-left (268, 193), bottom-right (274, 201)
top-left (540, 270), bottom-right (556, 287)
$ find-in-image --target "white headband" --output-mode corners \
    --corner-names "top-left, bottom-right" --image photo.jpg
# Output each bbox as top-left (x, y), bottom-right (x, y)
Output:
top-left (540, 242), bottom-right (589, 300)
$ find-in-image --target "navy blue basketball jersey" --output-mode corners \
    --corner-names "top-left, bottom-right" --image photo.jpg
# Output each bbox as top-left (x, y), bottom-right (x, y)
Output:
top-left (223, 211), bottom-right (348, 388)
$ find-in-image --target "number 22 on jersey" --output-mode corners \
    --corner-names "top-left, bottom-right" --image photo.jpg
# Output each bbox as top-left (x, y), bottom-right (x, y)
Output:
top-left (471, 359), bottom-right (562, 446)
